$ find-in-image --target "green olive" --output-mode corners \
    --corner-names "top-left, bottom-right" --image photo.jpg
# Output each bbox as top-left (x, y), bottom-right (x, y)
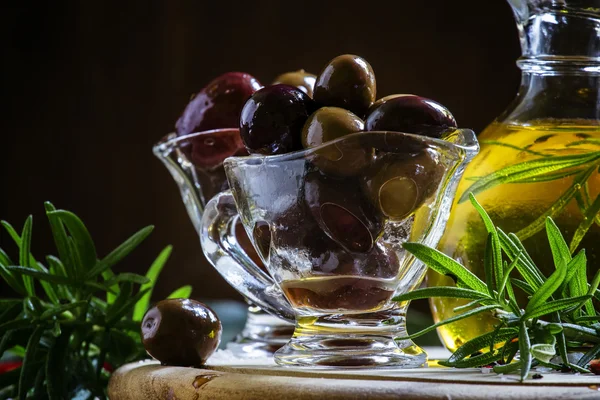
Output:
top-left (361, 151), bottom-right (444, 220)
top-left (302, 107), bottom-right (370, 177)
top-left (302, 107), bottom-right (364, 148)
top-left (313, 54), bottom-right (376, 117)
top-left (273, 69), bottom-right (317, 97)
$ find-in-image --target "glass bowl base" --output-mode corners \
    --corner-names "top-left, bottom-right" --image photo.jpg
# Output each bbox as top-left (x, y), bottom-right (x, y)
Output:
top-left (226, 305), bottom-right (294, 357)
top-left (274, 309), bottom-right (427, 368)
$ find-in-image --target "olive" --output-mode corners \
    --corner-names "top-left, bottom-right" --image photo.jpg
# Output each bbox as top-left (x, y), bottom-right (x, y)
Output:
top-left (176, 72), bottom-right (262, 135)
top-left (366, 244), bottom-right (400, 279)
top-left (336, 243), bottom-right (400, 279)
top-left (313, 54), bottom-right (376, 117)
top-left (251, 220), bottom-right (272, 264)
top-left (273, 69), bottom-right (317, 97)
top-left (239, 84), bottom-right (317, 155)
top-left (188, 128), bottom-right (246, 168)
top-left (365, 94), bottom-right (457, 139)
top-left (141, 299), bottom-right (222, 367)
top-left (361, 150), bottom-right (444, 221)
top-left (280, 220), bottom-right (350, 275)
top-left (304, 172), bottom-right (383, 253)
top-left (302, 107), bottom-right (371, 177)
top-left (302, 107), bottom-right (363, 148)
top-left (235, 219), bottom-right (269, 274)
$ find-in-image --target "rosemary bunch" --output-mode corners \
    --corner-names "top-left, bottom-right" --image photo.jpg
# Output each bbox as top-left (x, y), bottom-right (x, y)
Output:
top-left (395, 194), bottom-right (600, 381)
top-left (0, 202), bottom-right (191, 399)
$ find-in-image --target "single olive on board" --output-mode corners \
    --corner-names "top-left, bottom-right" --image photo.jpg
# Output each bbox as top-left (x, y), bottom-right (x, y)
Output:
top-left (365, 94), bottom-right (457, 139)
top-left (176, 72), bottom-right (262, 136)
top-left (239, 84), bottom-right (317, 155)
top-left (273, 69), bottom-right (317, 97)
top-left (313, 54), bottom-right (376, 118)
top-left (361, 150), bottom-right (444, 221)
top-left (141, 299), bottom-right (222, 367)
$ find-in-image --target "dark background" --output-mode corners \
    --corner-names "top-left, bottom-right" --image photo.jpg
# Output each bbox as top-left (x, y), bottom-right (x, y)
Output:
top-left (0, 1), bottom-right (520, 302)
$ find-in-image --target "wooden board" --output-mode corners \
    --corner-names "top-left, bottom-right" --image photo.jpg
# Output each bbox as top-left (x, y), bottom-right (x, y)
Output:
top-left (108, 348), bottom-right (600, 400)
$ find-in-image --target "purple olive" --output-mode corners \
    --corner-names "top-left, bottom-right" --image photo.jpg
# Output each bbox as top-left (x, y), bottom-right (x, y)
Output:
top-left (235, 219), bottom-right (269, 274)
top-left (365, 94), bottom-right (457, 139)
top-left (335, 243), bottom-right (400, 279)
top-left (304, 172), bottom-right (383, 253)
top-left (176, 72), bottom-right (262, 135)
top-left (273, 70), bottom-right (317, 97)
top-left (239, 84), bottom-right (316, 155)
top-left (313, 55), bottom-right (376, 117)
top-left (141, 299), bottom-right (222, 367)
top-left (188, 128), bottom-right (247, 168)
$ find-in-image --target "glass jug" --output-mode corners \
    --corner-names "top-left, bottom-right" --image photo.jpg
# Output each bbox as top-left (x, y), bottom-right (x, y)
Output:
top-left (431, 0), bottom-right (600, 350)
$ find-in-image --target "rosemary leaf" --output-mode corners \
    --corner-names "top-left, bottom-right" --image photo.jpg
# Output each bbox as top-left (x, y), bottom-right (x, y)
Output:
top-left (402, 242), bottom-right (487, 293)
top-left (103, 273), bottom-right (151, 287)
top-left (0, 320), bottom-right (37, 337)
top-left (167, 285), bottom-right (193, 299)
top-left (47, 210), bottom-right (97, 271)
top-left (577, 343), bottom-right (600, 368)
top-left (508, 168), bottom-right (584, 184)
top-left (519, 320), bottom-right (532, 382)
top-left (46, 327), bottom-right (72, 400)
top-left (439, 351), bottom-right (502, 368)
top-left (524, 260), bottom-right (567, 316)
top-left (19, 217), bottom-right (35, 296)
top-left (570, 193), bottom-right (600, 253)
top-left (18, 325), bottom-right (44, 400)
top-left (85, 226), bottom-right (154, 279)
top-left (524, 295), bottom-right (591, 320)
top-left (459, 151), bottom-right (600, 203)
top-left (498, 253), bottom-right (521, 299)
top-left (448, 327), bottom-right (519, 363)
top-left (498, 229), bottom-right (544, 290)
top-left (45, 202), bottom-right (78, 280)
top-left (7, 266), bottom-right (76, 286)
top-left (493, 360), bottom-right (521, 374)
top-left (483, 234), bottom-right (495, 296)
top-left (396, 304), bottom-right (498, 340)
top-left (546, 218), bottom-right (571, 271)
top-left (511, 278), bottom-right (534, 295)
top-left (39, 301), bottom-right (88, 320)
top-left (392, 286), bottom-right (490, 302)
top-left (453, 298), bottom-right (487, 313)
top-left (0, 258), bottom-right (27, 295)
top-left (479, 140), bottom-right (550, 157)
top-left (133, 245), bottom-right (173, 321)
top-left (516, 166), bottom-right (596, 240)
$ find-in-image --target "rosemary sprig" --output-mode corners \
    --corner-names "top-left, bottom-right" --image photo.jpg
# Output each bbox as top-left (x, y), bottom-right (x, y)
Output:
top-left (459, 140), bottom-right (600, 241)
top-left (395, 194), bottom-right (600, 381)
top-left (0, 202), bottom-right (190, 399)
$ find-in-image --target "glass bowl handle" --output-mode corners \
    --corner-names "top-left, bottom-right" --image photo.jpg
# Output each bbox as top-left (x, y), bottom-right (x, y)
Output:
top-left (200, 190), bottom-right (295, 323)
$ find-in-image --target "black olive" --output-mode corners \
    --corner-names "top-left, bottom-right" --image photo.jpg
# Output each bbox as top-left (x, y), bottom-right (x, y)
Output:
top-left (141, 299), bottom-right (222, 367)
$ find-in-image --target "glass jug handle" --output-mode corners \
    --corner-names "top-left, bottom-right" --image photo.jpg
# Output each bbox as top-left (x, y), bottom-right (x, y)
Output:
top-left (200, 190), bottom-right (295, 323)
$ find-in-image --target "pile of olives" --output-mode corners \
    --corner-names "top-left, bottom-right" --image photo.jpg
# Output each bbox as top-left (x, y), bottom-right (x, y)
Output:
top-left (174, 54), bottom-right (457, 274)
top-left (174, 54), bottom-right (456, 164)
top-left (238, 55), bottom-right (456, 156)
